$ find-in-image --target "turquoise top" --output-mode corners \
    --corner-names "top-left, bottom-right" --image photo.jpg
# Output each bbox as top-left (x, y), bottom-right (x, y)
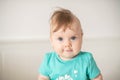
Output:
top-left (39, 51), bottom-right (100, 80)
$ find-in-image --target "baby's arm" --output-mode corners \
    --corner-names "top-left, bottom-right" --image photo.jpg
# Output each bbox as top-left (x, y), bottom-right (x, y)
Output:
top-left (93, 74), bottom-right (103, 80)
top-left (38, 74), bottom-right (49, 80)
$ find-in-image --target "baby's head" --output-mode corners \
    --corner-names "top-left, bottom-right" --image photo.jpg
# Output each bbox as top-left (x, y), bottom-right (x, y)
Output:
top-left (50, 8), bottom-right (83, 36)
top-left (50, 8), bottom-right (83, 60)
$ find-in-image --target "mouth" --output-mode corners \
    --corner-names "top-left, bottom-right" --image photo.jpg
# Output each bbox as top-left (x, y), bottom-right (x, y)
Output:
top-left (65, 49), bottom-right (73, 52)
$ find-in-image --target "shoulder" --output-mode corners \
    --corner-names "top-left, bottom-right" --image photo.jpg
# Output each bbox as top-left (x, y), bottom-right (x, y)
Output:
top-left (44, 51), bottom-right (56, 58)
top-left (39, 52), bottom-right (56, 77)
top-left (43, 52), bottom-right (57, 62)
top-left (80, 51), bottom-right (93, 58)
top-left (79, 51), bottom-right (94, 62)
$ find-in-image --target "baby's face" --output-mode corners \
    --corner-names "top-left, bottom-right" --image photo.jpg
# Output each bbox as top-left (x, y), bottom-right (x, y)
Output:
top-left (50, 22), bottom-right (83, 60)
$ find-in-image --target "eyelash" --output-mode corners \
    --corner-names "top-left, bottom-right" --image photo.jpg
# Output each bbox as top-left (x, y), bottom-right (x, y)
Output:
top-left (71, 36), bottom-right (77, 40)
top-left (57, 36), bottom-right (77, 41)
top-left (58, 37), bottom-right (63, 41)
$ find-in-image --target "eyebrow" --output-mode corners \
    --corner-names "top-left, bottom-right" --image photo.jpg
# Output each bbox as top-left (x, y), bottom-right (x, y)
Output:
top-left (53, 33), bottom-right (80, 37)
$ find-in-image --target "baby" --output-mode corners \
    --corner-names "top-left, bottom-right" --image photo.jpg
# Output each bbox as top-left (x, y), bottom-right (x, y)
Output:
top-left (38, 8), bottom-right (103, 80)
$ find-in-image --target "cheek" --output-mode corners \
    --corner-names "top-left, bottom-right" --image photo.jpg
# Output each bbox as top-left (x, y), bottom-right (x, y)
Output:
top-left (73, 40), bottom-right (82, 51)
top-left (53, 45), bottom-right (63, 55)
top-left (52, 41), bottom-right (63, 51)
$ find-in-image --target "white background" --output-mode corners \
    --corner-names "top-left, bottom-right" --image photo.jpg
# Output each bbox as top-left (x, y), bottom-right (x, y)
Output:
top-left (0, 0), bottom-right (120, 80)
top-left (0, 0), bottom-right (120, 40)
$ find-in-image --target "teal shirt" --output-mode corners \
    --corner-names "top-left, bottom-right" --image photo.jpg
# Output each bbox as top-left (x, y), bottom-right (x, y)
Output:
top-left (39, 51), bottom-right (100, 80)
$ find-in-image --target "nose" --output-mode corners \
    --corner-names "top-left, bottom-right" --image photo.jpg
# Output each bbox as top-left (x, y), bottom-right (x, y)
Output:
top-left (64, 40), bottom-right (72, 47)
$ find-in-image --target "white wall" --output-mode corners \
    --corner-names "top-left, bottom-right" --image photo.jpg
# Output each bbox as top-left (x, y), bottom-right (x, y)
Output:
top-left (0, 40), bottom-right (52, 80)
top-left (0, 0), bottom-right (120, 41)
top-left (0, 0), bottom-right (120, 80)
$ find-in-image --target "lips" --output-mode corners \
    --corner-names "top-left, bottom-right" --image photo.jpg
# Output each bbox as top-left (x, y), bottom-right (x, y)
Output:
top-left (65, 49), bottom-right (73, 52)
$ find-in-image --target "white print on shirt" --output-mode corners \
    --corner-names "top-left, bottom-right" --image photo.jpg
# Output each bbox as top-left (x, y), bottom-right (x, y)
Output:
top-left (56, 70), bottom-right (78, 80)
top-left (56, 74), bottom-right (73, 80)
top-left (73, 70), bottom-right (78, 77)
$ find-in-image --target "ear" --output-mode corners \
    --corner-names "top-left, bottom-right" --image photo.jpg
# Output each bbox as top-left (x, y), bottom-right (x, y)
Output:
top-left (81, 32), bottom-right (83, 36)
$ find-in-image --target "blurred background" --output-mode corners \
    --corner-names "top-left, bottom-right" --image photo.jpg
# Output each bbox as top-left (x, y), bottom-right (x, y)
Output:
top-left (0, 0), bottom-right (120, 80)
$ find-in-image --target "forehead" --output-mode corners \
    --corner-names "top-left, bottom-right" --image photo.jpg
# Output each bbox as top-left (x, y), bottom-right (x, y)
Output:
top-left (52, 25), bottom-right (81, 36)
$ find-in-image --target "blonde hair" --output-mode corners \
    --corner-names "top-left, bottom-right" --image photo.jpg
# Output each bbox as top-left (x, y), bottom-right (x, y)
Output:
top-left (50, 8), bottom-right (82, 35)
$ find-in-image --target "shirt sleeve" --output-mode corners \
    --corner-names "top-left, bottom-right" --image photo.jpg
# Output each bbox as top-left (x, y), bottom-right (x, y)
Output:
top-left (38, 53), bottom-right (50, 77)
top-left (87, 53), bottom-right (101, 79)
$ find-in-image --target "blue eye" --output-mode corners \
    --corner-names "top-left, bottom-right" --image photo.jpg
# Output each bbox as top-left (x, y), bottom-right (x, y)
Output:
top-left (71, 36), bottom-right (76, 40)
top-left (58, 37), bottom-right (63, 41)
